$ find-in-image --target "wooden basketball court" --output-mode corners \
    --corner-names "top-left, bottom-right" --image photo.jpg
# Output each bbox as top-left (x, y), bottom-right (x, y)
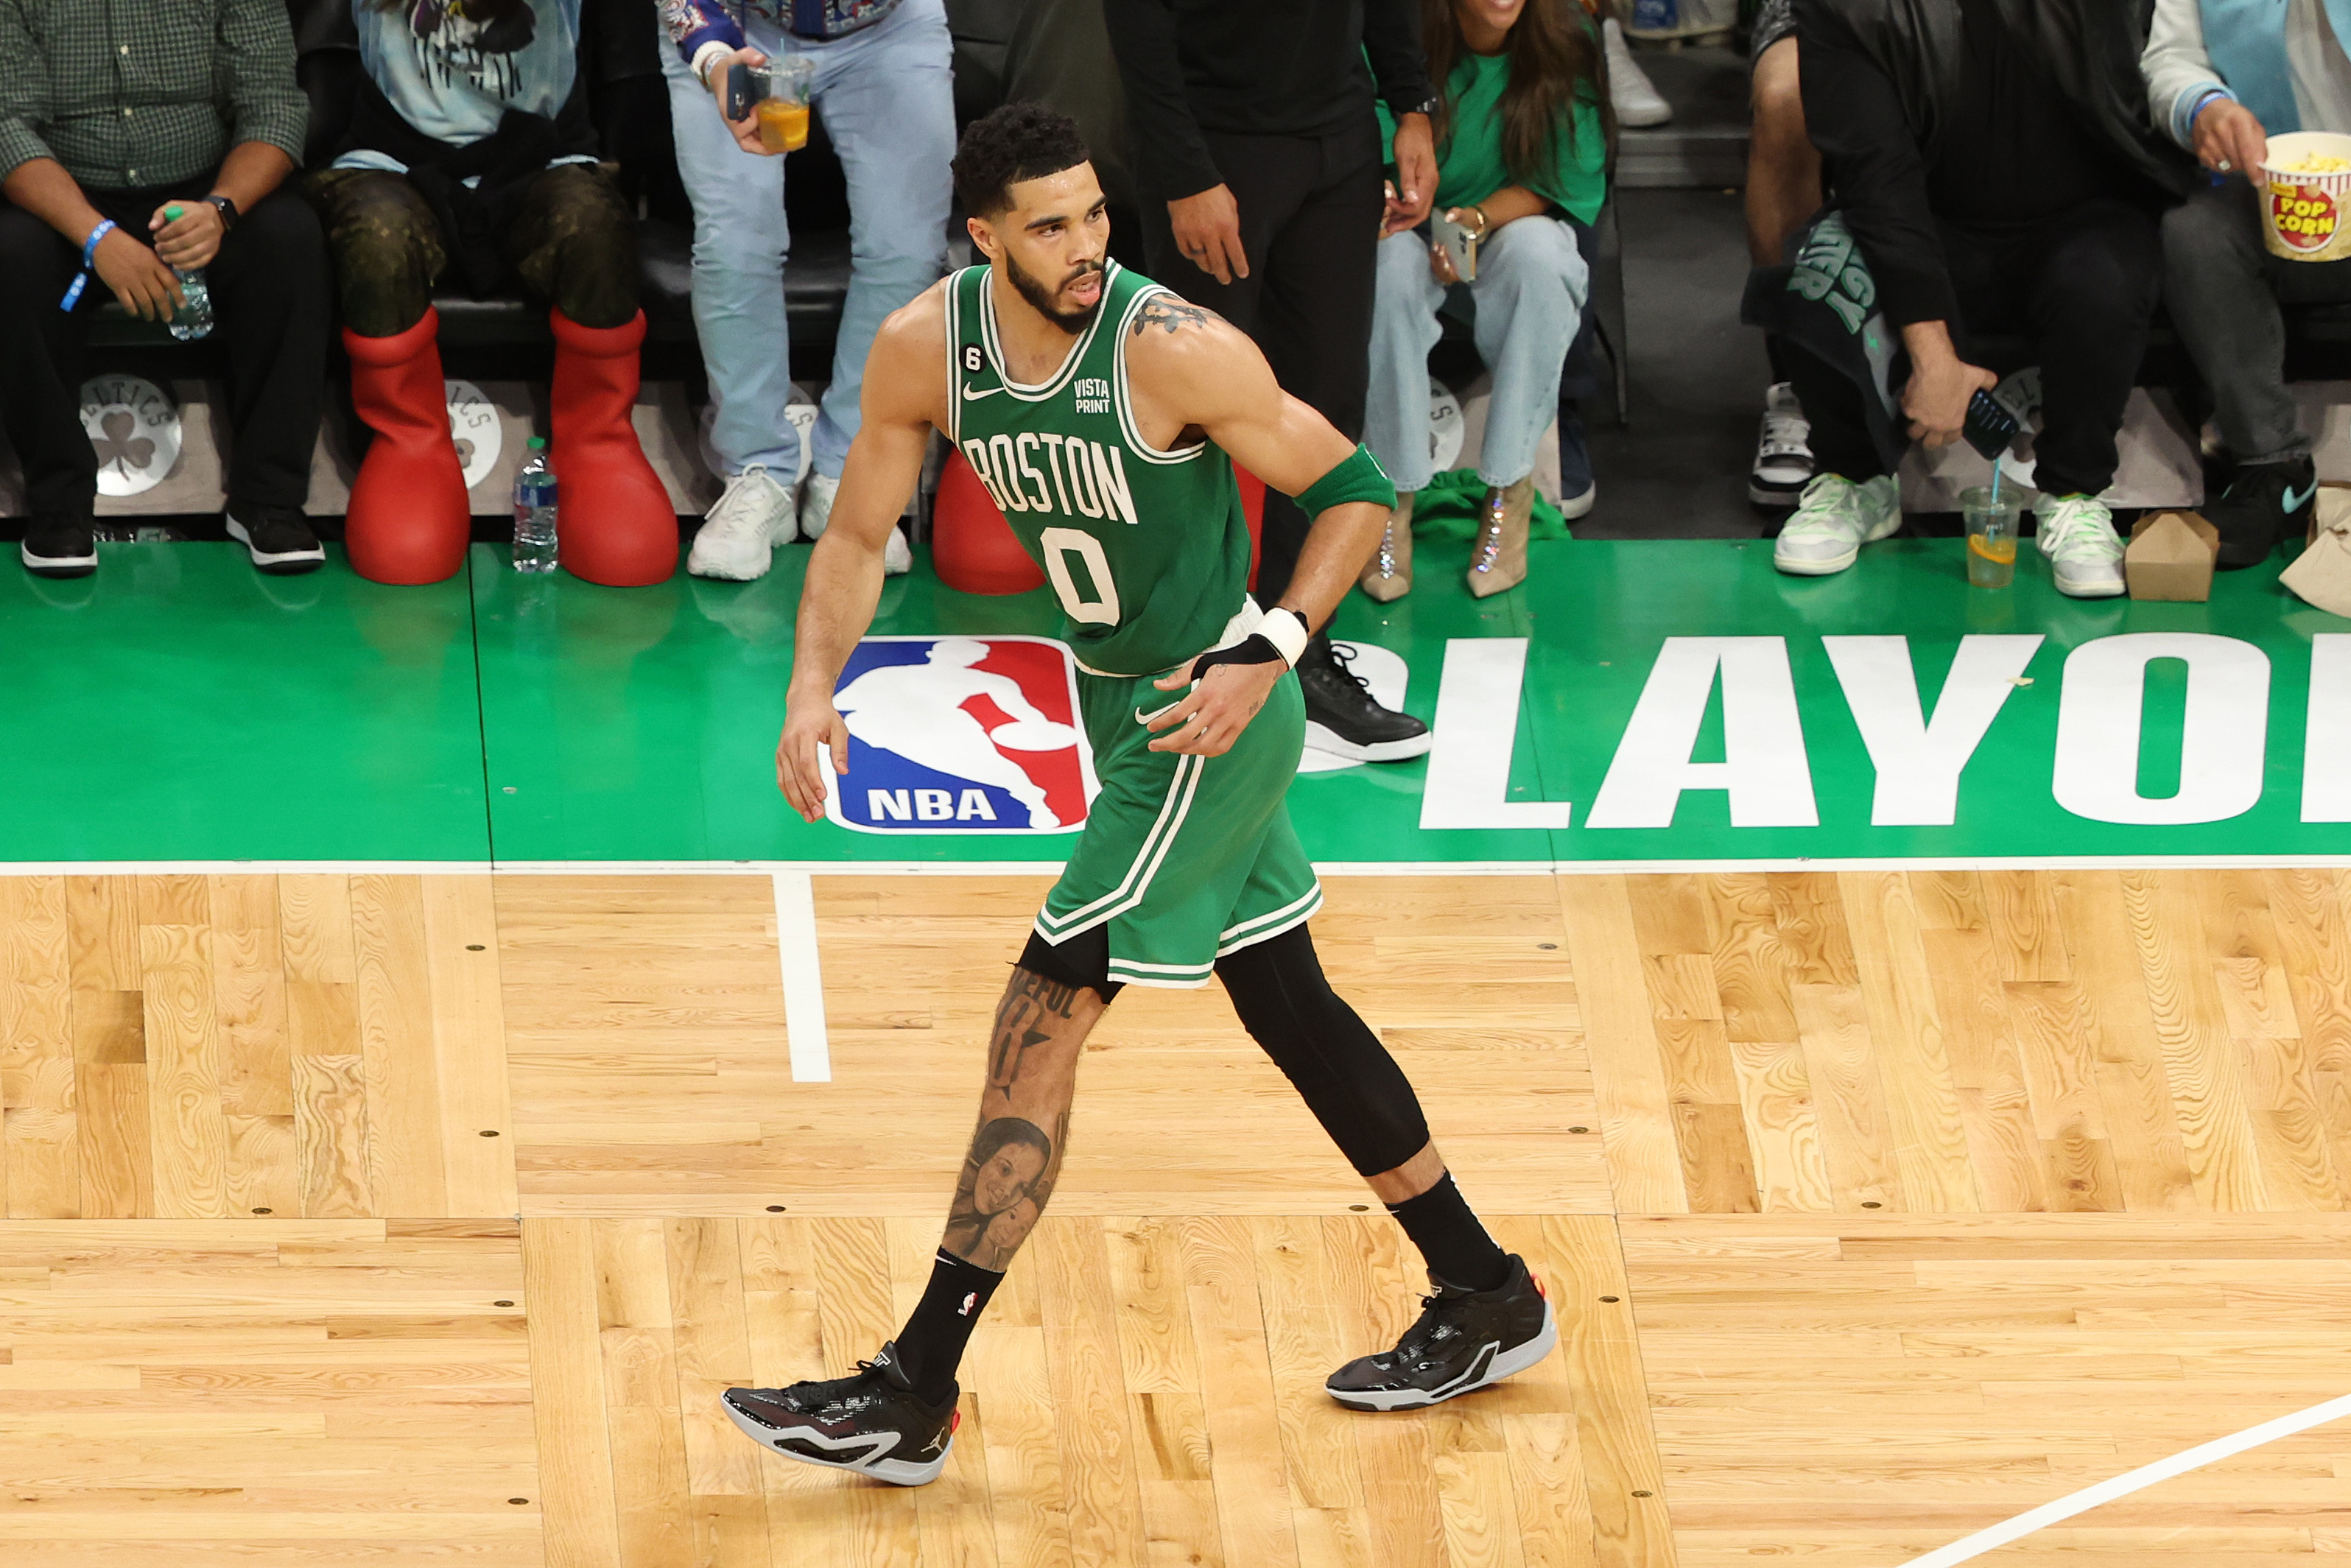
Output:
top-left (2, 867), bottom-right (2349, 1565)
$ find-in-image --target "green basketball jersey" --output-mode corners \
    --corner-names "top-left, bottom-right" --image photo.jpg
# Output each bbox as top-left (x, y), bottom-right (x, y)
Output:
top-left (944, 261), bottom-right (1255, 678)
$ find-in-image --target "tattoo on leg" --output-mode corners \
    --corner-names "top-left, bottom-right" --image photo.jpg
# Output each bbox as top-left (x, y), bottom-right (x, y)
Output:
top-left (987, 969), bottom-right (1079, 1093)
top-left (939, 968), bottom-right (1098, 1268)
top-left (943, 1115), bottom-right (1056, 1269)
top-left (1131, 297), bottom-right (1219, 337)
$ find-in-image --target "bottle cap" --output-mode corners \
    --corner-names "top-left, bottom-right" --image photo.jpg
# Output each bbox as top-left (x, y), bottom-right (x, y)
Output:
top-left (528, 437), bottom-right (547, 450)
top-left (165, 205), bottom-right (184, 220)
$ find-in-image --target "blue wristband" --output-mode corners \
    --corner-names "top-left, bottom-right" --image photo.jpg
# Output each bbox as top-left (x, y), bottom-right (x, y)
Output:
top-left (59, 219), bottom-right (116, 312)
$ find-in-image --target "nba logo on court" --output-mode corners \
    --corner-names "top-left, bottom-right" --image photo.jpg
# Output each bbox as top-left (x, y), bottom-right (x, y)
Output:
top-left (826, 636), bottom-right (1097, 834)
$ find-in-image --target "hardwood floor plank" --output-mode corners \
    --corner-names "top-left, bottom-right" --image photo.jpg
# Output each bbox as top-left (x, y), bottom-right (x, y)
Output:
top-left (1542, 1216), bottom-right (1676, 1568)
top-left (1558, 877), bottom-right (1687, 1216)
top-left (138, 918), bottom-right (228, 1219)
top-left (524, 1217), bottom-right (622, 1568)
top-left (351, 876), bottom-right (446, 1218)
top-left (2052, 873), bottom-right (2198, 1212)
top-left (1839, 873), bottom-right (1976, 1214)
top-left (5, 879), bottom-right (79, 1219)
top-left (423, 876), bottom-right (517, 1217)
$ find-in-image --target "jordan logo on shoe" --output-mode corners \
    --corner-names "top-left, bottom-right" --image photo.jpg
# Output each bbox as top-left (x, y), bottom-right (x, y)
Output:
top-left (2284, 481), bottom-right (2318, 513)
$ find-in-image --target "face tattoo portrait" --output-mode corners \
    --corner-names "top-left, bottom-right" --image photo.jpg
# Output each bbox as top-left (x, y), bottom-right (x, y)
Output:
top-left (942, 1117), bottom-right (1054, 1269)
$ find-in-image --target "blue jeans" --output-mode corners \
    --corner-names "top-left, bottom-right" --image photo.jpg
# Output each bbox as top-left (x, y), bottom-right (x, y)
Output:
top-left (658, 0), bottom-right (954, 479)
top-left (1363, 216), bottom-right (1588, 493)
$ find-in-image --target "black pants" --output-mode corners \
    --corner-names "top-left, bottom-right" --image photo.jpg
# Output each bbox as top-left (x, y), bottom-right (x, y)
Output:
top-left (0, 175), bottom-right (330, 516)
top-left (1141, 125), bottom-right (1383, 608)
top-left (1787, 197), bottom-right (2162, 499)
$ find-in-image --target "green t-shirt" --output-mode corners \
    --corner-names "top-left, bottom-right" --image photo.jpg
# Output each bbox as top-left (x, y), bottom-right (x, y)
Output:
top-left (1378, 49), bottom-right (1608, 225)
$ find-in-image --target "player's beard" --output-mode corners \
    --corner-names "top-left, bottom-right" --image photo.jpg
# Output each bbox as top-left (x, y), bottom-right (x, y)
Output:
top-left (1007, 252), bottom-right (1105, 335)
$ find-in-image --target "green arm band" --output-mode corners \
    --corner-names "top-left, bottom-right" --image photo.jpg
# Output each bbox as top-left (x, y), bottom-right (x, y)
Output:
top-left (1295, 443), bottom-right (1398, 516)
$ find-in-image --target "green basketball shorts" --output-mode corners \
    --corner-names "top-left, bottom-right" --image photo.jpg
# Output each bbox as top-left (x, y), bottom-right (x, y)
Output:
top-left (1031, 667), bottom-right (1324, 989)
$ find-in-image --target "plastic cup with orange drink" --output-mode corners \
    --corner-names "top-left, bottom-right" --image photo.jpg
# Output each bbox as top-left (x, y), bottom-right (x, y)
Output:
top-left (1961, 484), bottom-right (2020, 588)
top-left (746, 57), bottom-right (815, 153)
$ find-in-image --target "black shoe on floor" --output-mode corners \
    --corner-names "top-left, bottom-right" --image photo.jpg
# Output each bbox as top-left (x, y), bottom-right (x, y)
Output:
top-left (1325, 1253), bottom-right (1556, 1412)
top-left (2206, 455), bottom-right (2316, 569)
top-left (226, 506), bottom-right (326, 575)
top-left (720, 1341), bottom-right (960, 1486)
top-left (22, 513), bottom-right (97, 578)
top-left (1298, 635), bottom-right (1431, 762)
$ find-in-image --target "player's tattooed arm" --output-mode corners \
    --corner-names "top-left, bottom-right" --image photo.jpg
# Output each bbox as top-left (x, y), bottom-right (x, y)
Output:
top-left (1131, 296), bottom-right (1221, 337)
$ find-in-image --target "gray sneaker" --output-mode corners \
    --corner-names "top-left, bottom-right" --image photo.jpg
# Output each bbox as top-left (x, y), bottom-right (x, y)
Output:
top-left (1772, 473), bottom-right (1900, 576)
top-left (2037, 494), bottom-right (2125, 597)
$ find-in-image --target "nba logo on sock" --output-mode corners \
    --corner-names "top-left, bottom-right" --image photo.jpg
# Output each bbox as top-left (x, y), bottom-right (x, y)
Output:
top-left (957, 1292), bottom-right (977, 1316)
top-left (825, 636), bottom-right (1098, 834)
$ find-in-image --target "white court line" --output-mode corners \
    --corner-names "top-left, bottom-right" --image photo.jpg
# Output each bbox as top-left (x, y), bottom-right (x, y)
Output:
top-left (771, 871), bottom-right (830, 1083)
top-left (1900, 1391), bottom-right (2351, 1568)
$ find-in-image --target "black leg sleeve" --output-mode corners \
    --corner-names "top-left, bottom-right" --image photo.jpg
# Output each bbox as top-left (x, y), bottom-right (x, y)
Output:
top-left (1215, 924), bottom-right (1430, 1178)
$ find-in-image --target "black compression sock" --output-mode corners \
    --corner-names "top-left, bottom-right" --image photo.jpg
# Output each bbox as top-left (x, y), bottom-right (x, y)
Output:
top-left (1385, 1173), bottom-right (1509, 1293)
top-left (893, 1249), bottom-right (1004, 1402)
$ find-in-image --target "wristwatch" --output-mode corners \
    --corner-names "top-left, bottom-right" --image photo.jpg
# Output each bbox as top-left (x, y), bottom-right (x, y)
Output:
top-left (203, 194), bottom-right (238, 231)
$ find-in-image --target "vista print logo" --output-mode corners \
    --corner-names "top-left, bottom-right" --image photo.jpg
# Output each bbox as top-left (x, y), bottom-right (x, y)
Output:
top-left (825, 636), bottom-right (1098, 835)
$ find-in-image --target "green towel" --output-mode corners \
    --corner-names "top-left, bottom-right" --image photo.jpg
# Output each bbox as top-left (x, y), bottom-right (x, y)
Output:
top-left (1406, 469), bottom-right (1570, 543)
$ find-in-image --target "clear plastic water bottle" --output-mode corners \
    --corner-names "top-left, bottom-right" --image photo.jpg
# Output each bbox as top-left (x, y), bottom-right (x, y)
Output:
top-left (513, 437), bottom-right (559, 573)
top-left (161, 205), bottom-right (214, 342)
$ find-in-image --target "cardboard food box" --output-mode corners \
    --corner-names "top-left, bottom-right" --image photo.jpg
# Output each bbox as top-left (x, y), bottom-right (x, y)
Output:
top-left (2314, 483), bottom-right (2351, 547)
top-left (2126, 510), bottom-right (2220, 602)
top-left (2285, 487), bottom-right (2351, 616)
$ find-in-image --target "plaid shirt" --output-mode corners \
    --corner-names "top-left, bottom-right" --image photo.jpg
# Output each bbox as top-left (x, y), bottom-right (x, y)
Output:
top-left (0, 0), bottom-right (308, 190)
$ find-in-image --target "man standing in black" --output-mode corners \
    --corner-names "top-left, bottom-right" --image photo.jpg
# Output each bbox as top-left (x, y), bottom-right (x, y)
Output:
top-left (1105, 0), bottom-right (1438, 763)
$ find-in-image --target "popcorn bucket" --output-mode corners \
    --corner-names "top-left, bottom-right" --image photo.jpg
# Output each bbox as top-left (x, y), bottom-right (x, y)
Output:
top-left (2260, 130), bottom-right (2351, 262)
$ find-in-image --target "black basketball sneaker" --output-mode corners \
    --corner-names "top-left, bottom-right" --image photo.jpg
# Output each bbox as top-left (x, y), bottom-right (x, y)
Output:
top-left (721, 1341), bottom-right (960, 1486)
top-left (1324, 1254), bottom-right (1556, 1411)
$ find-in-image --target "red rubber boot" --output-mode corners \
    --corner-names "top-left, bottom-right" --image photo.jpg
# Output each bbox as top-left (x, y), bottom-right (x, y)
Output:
top-left (549, 308), bottom-right (678, 586)
top-left (343, 308), bottom-right (470, 585)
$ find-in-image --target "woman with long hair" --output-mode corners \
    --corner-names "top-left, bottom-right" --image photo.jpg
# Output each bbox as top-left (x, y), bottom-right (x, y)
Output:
top-left (1360, 0), bottom-right (1611, 600)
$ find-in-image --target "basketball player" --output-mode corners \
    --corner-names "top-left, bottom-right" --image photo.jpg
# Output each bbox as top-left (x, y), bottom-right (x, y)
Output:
top-left (731, 104), bottom-right (1553, 1486)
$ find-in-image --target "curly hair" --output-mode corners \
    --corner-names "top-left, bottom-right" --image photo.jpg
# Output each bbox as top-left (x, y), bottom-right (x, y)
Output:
top-left (952, 102), bottom-right (1092, 218)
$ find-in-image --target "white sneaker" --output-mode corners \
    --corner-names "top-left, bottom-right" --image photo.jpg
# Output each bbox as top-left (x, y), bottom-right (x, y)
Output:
top-left (883, 521), bottom-right (913, 577)
top-left (798, 470), bottom-right (839, 540)
top-left (1749, 382), bottom-right (1816, 507)
top-left (1558, 481), bottom-right (1596, 521)
top-left (2037, 493), bottom-right (2125, 597)
top-left (1604, 19), bottom-right (1672, 128)
top-left (687, 465), bottom-right (796, 581)
top-left (1772, 473), bottom-right (1900, 576)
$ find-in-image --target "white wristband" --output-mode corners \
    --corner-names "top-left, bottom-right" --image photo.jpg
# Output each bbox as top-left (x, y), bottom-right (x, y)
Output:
top-left (1260, 607), bottom-right (1310, 669)
top-left (692, 41), bottom-right (734, 91)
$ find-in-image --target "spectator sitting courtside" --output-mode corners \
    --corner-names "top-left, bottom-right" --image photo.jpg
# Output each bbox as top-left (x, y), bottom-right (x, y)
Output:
top-left (667, 0), bottom-right (955, 583)
top-left (313, 0), bottom-right (677, 588)
top-left (1360, 0), bottom-right (1609, 602)
top-left (0, 0), bottom-right (329, 579)
top-left (2143, 0), bottom-right (2351, 568)
top-left (1774, 0), bottom-right (2195, 597)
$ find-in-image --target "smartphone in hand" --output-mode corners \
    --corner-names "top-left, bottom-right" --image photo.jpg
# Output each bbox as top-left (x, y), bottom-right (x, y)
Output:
top-left (724, 61), bottom-right (766, 122)
top-left (1430, 209), bottom-right (1479, 282)
top-left (1961, 388), bottom-right (2020, 460)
